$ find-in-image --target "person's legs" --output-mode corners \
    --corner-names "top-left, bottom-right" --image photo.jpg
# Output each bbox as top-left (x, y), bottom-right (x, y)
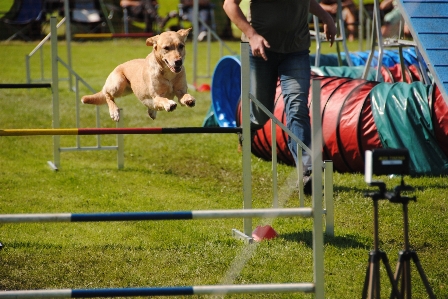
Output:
top-left (198, 8), bottom-right (209, 33)
top-left (342, 6), bottom-right (356, 41)
top-left (196, 9), bottom-right (209, 41)
top-left (182, 6), bottom-right (210, 40)
top-left (248, 47), bottom-right (312, 194)
top-left (278, 50), bottom-right (311, 170)
top-left (143, 0), bottom-right (158, 32)
top-left (248, 47), bottom-right (280, 131)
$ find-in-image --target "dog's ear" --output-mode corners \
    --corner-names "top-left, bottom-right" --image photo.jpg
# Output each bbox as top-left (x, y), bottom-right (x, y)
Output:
top-left (146, 35), bottom-right (158, 47)
top-left (177, 28), bottom-right (192, 42)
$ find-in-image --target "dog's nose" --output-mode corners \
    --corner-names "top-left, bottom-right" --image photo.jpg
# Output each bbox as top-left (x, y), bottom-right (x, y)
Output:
top-left (174, 59), bottom-right (183, 67)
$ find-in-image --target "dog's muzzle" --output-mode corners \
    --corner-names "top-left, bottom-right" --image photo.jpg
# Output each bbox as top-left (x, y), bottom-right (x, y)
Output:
top-left (165, 59), bottom-right (183, 73)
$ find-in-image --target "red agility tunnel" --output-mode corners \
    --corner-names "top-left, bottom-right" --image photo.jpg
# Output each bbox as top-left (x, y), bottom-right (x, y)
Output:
top-left (432, 85), bottom-right (448, 158)
top-left (320, 77), bottom-right (382, 172)
top-left (381, 63), bottom-right (422, 83)
top-left (236, 75), bottom-right (448, 173)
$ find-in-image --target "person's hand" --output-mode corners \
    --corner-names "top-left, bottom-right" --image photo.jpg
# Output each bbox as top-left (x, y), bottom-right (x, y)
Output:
top-left (323, 19), bottom-right (337, 46)
top-left (248, 33), bottom-right (270, 61)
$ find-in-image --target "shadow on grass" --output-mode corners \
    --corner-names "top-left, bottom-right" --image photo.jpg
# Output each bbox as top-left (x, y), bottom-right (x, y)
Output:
top-left (280, 230), bottom-right (370, 250)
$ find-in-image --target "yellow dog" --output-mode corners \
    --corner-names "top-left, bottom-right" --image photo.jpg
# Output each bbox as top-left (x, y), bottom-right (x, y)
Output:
top-left (82, 28), bottom-right (195, 121)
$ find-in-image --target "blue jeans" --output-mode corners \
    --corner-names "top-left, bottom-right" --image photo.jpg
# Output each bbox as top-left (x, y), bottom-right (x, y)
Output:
top-left (184, 7), bottom-right (211, 33)
top-left (249, 47), bottom-right (311, 169)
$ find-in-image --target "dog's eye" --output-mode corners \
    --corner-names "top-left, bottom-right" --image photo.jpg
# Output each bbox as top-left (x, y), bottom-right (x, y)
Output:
top-left (163, 46), bottom-right (170, 51)
top-left (178, 44), bottom-right (184, 50)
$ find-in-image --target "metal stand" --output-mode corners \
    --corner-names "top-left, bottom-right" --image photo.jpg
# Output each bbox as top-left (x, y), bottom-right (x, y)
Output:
top-left (387, 182), bottom-right (436, 299)
top-left (362, 182), bottom-right (401, 299)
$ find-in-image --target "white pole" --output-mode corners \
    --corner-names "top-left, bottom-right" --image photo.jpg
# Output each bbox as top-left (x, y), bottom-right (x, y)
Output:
top-left (50, 17), bottom-right (60, 170)
top-left (311, 80), bottom-right (325, 299)
top-left (193, 283), bottom-right (314, 294)
top-left (240, 42), bottom-right (252, 238)
top-left (0, 289), bottom-right (72, 299)
top-left (271, 122), bottom-right (278, 208)
top-left (192, 0), bottom-right (198, 88)
top-left (324, 161), bottom-right (334, 236)
top-left (117, 109), bottom-right (124, 169)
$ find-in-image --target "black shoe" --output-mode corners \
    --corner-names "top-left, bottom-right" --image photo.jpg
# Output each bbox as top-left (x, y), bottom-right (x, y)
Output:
top-left (237, 132), bottom-right (243, 152)
top-left (237, 130), bottom-right (256, 152)
top-left (303, 170), bottom-right (312, 195)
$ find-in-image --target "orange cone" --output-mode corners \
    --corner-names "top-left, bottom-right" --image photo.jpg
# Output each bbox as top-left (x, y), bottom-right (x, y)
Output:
top-left (197, 83), bottom-right (211, 92)
top-left (252, 225), bottom-right (278, 242)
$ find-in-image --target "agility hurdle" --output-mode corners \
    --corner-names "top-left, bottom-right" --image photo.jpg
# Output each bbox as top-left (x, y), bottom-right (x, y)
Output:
top-left (0, 283), bottom-right (314, 298)
top-left (0, 127), bottom-right (242, 137)
top-left (44, 17), bottom-right (127, 171)
top-left (0, 208), bottom-right (315, 297)
top-left (0, 208), bottom-right (312, 223)
top-left (23, 17), bottom-right (125, 170)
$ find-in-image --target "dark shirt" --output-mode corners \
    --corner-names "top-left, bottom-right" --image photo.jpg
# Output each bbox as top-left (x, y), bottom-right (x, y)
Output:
top-left (245, 0), bottom-right (311, 53)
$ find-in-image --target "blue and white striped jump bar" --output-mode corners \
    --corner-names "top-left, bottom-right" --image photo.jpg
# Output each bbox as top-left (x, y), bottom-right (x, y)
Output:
top-left (0, 283), bottom-right (314, 298)
top-left (0, 208), bottom-right (313, 223)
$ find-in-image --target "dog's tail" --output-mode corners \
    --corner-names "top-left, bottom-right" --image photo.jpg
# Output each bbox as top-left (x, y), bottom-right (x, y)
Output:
top-left (81, 92), bottom-right (106, 105)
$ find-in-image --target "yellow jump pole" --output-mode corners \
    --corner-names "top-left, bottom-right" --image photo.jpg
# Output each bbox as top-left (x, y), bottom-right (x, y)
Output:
top-left (0, 129), bottom-right (79, 136)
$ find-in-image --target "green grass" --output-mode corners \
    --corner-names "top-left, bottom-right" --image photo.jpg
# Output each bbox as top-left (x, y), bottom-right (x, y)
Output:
top-left (1, 36), bottom-right (448, 299)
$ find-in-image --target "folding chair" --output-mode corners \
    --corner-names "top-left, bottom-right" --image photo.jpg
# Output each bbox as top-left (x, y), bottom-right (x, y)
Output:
top-left (70, 0), bottom-right (105, 34)
top-left (121, 0), bottom-right (172, 34)
top-left (1, 0), bottom-right (45, 41)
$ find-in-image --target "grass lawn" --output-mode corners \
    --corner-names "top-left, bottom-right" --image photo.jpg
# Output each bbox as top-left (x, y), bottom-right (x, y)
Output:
top-left (1, 24), bottom-right (448, 299)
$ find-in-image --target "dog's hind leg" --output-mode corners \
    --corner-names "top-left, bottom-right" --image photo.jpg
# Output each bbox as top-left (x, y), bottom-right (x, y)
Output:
top-left (105, 93), bottom-right (121, 122)
top-left (81, 91), bottom-right (107, 105)
top-left (147, 109), bottom-right (157, 120)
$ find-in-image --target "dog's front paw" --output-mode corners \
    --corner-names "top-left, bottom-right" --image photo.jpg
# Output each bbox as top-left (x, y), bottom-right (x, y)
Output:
top-left (110, 108), bottom-right (120, 122)
top-left (164, 100), bottom-right (177, 112)
top-left (180, 94), bottom-right (196, 107)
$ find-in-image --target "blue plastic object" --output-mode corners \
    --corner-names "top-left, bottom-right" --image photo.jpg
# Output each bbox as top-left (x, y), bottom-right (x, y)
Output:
top-left (210, 55), bottom-right (241, 127)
